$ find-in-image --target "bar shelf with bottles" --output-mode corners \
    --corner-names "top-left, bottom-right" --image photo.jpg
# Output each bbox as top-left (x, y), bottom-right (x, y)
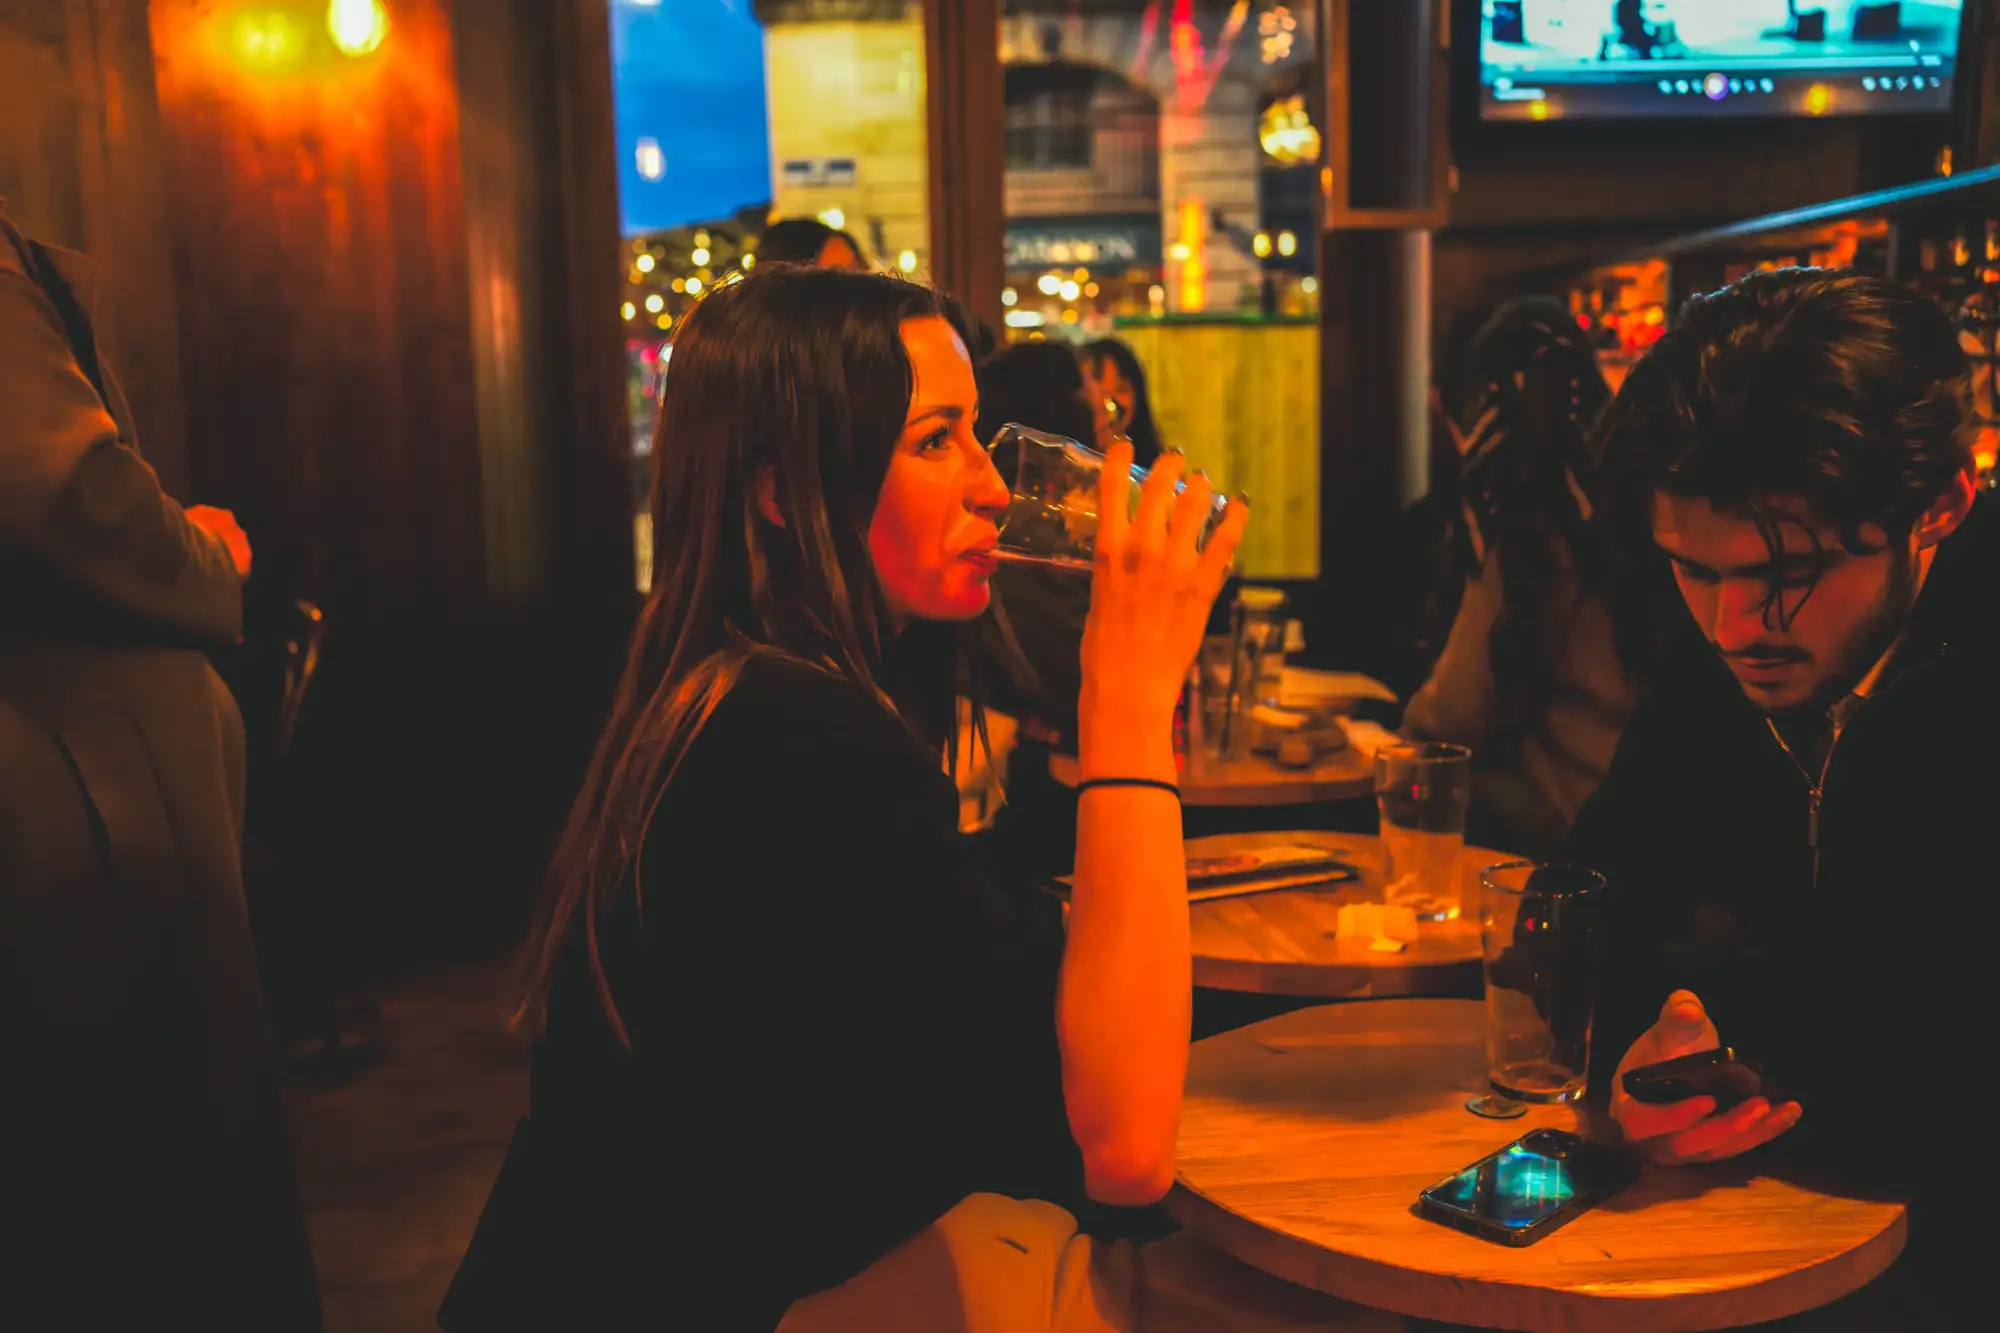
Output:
top-left (1560, 164), bottom-right (2000, 479)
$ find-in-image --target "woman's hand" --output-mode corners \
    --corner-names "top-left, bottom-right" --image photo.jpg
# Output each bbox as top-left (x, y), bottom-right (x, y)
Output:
top-left (1077, 444), bottom-right (1247, 778)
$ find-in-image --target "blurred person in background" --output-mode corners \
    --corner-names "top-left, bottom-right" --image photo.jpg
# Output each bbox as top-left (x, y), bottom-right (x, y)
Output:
top-left (756, 217), bottom-right (871, 271)
top-left (0, 202), bottom-right (320, 1330)
top-left (1083, 338), bottom-right (1164, 469)
top-left (1402, 296), bottom-right (1635, 855)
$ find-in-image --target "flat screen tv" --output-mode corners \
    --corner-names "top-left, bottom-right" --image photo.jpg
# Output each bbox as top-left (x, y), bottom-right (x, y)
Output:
top-left (1478, 1), bottom-right (1967, 121)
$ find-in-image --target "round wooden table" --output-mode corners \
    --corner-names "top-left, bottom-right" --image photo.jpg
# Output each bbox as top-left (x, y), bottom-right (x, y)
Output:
top-left (1186, 832), bottom-right (1490, 998)
top-left (1049, 748), bottom-right (1374, 806)
top-left (1168, 1000), bottom-right (1908, 1333)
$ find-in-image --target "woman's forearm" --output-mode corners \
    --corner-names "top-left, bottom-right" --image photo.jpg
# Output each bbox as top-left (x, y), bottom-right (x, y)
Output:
top-left (1056, 709), bottom-right (1188, 1205)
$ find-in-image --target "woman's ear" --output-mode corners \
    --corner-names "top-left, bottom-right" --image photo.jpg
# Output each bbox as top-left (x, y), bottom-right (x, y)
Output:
top-left (1914, 462), bottom-right (1978, 550)
top-left (755, 467), bottom-right (786, 528)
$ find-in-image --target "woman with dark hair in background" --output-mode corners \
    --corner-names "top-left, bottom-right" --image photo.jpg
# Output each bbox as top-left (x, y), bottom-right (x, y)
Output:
top-left (1084, 338), bottom-right (1163, 469)
top-left (1402, 295), bottom-right (1639, 855)
top-left (440, 267), bottom-right (1253, 1331)
top-left (967, 341), bottom-right (1105, 885)
top-left (755, 216), bottom-right (870, 271)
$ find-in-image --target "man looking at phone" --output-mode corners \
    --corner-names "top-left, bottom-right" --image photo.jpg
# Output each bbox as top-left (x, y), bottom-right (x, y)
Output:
top-left (1572, 268), bottom-right (1990, 1327)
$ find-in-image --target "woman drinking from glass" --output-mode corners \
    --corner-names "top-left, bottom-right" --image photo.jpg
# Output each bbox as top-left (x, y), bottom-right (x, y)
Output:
top-left (440, 266), bottom-right (1247, 1331)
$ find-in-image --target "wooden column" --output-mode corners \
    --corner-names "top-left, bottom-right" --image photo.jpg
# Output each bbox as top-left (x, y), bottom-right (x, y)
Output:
top-left (922, 0), bottom-right (1004, 328)
top-left (141, 0), bottom-right (631, 967)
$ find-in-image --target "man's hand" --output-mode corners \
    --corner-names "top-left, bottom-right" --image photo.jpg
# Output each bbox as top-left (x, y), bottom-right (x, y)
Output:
top-left (185, 505), bottom-right (252, 580)
top-left (1609, 990), bottom-right (1803, 1164)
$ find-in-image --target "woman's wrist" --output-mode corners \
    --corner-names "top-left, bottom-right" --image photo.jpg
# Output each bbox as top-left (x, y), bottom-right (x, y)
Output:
top-left (1077, 703), bottom-right (1176, 783)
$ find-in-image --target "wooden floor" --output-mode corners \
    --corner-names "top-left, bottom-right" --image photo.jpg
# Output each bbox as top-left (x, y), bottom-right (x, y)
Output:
top-left (284, 961), bottom-right (527, 1333)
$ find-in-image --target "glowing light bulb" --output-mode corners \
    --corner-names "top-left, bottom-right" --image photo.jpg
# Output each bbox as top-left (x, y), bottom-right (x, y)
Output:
top-left (621, 302), bottom-right (636, 321)
top-left (1037, 274), bottom-right (1062, 296)
top-left (635, 254), bottom-right (655, 273)
top-left (897, 250), bottom-right (918, 273)
top-left (1277, 231), bottom-right (1297, 257)
top-left (644, 294), bottom-right (665, 314)
top-left (1001, 288), bottom-right (1018, 307)
top-left (1253, 232), bottom-right (1273, 258)
top-left (690, 247), bottom-right (710, 266)
top-left (685, 277), bottom-right (704, 296)
top-left (327, 0), bottom-right (388, 58)
top-left (1059, 281), bottom-right (1081, 301)
top-left (817, 208), bottom-right (845, 231)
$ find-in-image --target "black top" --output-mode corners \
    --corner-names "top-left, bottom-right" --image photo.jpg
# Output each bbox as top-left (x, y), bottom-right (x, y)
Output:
top-left (1568, 499), bottom-right (1999, 1329)
top-left (441, 653), bottom-right (1080, 1332)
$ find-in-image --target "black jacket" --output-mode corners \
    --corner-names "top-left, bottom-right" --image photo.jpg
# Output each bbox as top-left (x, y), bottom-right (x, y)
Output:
top-left (1569, 497), bottom-right (1999, 1325)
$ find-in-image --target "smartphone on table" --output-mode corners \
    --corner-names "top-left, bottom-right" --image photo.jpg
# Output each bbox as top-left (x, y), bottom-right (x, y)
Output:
top-left (1415, 1128), bottom-right (1639, 1246)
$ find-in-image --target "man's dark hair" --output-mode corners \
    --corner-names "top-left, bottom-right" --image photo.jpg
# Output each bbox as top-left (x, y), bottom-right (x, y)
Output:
top-left (1596, 267), bottom-right (1973, 660)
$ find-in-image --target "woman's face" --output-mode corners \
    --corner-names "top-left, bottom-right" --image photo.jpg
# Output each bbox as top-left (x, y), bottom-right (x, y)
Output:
top-left (1089, 354), bottom-right (1136, 444)
top-left (868, 316), bottom-right (1011, 623)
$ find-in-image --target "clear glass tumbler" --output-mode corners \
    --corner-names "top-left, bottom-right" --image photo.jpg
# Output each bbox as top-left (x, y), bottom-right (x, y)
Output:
top-left (1374, 742), bottom-right (1473, 922)
top-left (1471, 861), bottom-right (1609, 1117)
top-left (990, 423), bottom-right (1229, 571)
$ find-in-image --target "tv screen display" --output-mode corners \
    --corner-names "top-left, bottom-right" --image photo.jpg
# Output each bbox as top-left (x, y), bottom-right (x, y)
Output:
top-left (1479, 1), bottom-right (1966, 121)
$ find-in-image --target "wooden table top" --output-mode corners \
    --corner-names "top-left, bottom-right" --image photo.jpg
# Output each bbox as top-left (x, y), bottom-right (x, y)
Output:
top-left (1049, 747), bottom-right (1375, 806)
top-left (1168, 1000), bottom-right (1908, 1333)
top-left (1186, 832), bottom-right (1489, 998)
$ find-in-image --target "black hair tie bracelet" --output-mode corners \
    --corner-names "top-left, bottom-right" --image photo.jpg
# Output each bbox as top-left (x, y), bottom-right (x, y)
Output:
top-left (1075, 777), bottom-right (1182, 799)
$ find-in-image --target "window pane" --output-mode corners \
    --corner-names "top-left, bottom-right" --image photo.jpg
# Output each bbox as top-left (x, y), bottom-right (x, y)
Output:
top-left (609, 0), bottom-right (931, 591)
top-left (998, 1), bottom-right (1321, 579)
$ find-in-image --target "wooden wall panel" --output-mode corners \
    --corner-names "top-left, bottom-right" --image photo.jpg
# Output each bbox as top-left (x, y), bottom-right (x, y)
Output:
top-left (147, 0), bottom-right (487, 630)
top-left (1, 0), bottom-right (193, 498)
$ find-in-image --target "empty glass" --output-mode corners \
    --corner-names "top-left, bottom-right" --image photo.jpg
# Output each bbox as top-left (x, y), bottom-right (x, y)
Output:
top-left (1374, 742), bottom-right (1473, 922)
top-left (991, 423), bottom-right (1229, 571)
top-left (1469, 861), bottom-right (1608, 1118)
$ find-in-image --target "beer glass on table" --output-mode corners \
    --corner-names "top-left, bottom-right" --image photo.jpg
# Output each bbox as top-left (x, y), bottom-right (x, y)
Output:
top-left (1468, 861), bottom-right (1608, 1119)
top-left (1374, 742), bottom-right (1472, 922)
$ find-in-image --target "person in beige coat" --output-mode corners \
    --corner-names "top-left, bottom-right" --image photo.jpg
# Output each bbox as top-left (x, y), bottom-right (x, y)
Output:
top-left (0, 201), bottom-right (321, 1330)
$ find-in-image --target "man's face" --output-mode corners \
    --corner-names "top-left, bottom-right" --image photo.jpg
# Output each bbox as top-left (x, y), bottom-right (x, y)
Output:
top-left (1650, 493), bottom-right (1915, 712)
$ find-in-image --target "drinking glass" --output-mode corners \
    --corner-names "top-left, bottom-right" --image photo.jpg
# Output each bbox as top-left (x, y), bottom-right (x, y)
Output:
top-left (1374, 742), bottom-right (1472, 922)
top-left (991, 423), bottom-right (1230, 571)
top-left (1468, 861), bottom-right (1608, 1118)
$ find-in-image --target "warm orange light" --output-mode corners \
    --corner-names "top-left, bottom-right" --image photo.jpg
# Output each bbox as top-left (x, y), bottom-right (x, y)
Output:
top-left (234, 11), bottom-right (304, 69)
top-left (1176, 197), bottom-right (1207, 313)
top-left (1803, 84), bottom-right (1832, 116)
top-left (1527, 100), bottom-right (1551, 121)
top-left (328, 0), bottom-right (388, 58)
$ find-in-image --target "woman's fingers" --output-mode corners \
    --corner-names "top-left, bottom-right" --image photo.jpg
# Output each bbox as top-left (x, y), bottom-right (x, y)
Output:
top-left (1094, 437), bottom-right (1137, 565)
top-left (1131, 450), bottom-right (1185, 558)
top-left (1197, 496), bottom-right (1250, 586)
top-left (1167, 469), bottom-right (1216, 557)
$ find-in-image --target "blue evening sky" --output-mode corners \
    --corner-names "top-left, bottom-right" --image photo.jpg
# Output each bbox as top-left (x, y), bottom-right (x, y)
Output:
top-left (610, 0), bottom-right (772, 236)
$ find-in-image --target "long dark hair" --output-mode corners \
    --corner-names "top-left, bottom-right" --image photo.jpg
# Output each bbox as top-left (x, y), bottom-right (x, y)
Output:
top-left (1450, 297), bottom-right (1614, 760)
top-left (517, 266), bottom-right (970, 1042)
top-left (1085, 338), bottom-right (1164, 468)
